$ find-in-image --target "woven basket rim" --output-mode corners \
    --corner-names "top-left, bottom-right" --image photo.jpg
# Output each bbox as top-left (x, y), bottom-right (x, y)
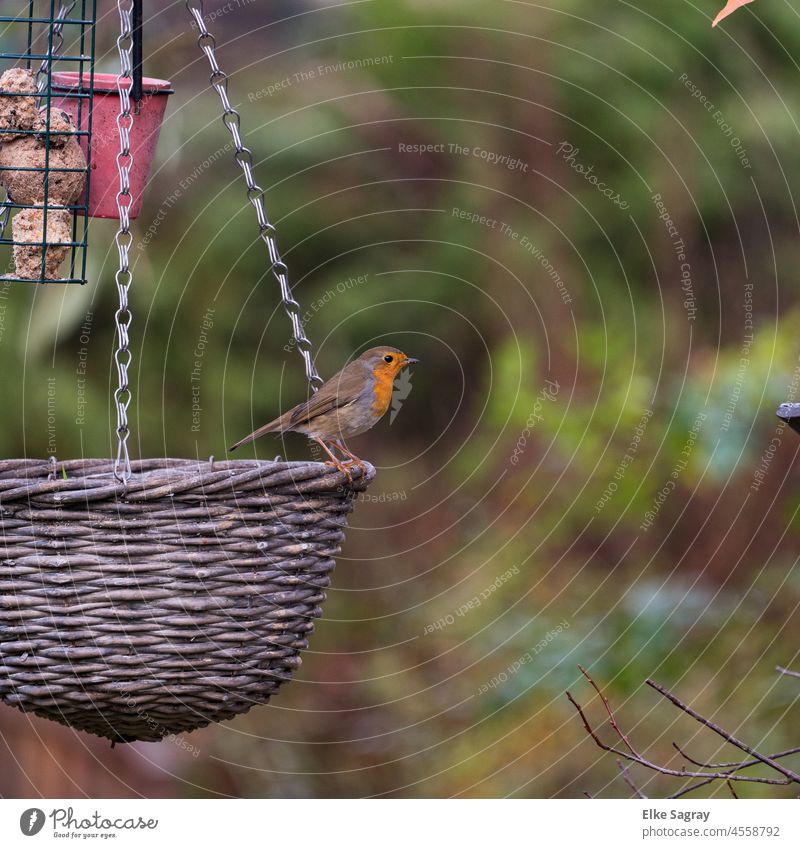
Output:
top-left (0, 457), bottom-right (376, 504)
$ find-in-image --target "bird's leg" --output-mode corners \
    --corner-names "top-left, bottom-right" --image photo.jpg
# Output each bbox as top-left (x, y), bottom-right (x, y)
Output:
top-left (329, 439), bottom-right (368, 475)
top-left (312, 437), bottom-right (353, 483)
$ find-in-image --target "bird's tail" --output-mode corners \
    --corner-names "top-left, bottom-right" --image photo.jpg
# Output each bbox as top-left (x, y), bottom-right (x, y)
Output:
top-left (229, 414), bottom-right (286, 451)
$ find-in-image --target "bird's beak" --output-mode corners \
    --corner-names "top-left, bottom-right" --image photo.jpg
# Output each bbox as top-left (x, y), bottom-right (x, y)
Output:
top-left (405, 357), bottom-right (419, 365)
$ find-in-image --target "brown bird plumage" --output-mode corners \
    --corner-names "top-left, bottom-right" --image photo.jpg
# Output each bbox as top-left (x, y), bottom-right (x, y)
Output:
top-left (229, 346), bottom-right (418, 476)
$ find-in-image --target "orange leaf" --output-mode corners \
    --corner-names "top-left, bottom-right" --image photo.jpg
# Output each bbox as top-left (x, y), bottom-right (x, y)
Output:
top-left (712, 0), bottom-right (755, 27)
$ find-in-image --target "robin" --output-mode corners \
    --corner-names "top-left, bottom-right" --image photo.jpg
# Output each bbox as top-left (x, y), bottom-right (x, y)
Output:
top-left (229, 346), bottom-right (418, 477)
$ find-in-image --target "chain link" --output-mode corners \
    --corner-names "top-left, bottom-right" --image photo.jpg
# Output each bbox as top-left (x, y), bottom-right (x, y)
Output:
top-left (185, 0), bottom-right (323, 391)
top-left (36, 0), bottom-right (77, 94)
top-left (113, 0), bottom-right (135, 484)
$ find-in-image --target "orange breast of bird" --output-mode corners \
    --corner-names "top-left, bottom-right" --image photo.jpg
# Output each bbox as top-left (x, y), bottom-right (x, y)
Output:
top-left (371, 366), bottom-right (396, 417)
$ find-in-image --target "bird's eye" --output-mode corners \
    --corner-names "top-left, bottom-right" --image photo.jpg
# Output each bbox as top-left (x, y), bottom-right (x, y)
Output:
top-left (384, 355), bottom-right (394, 363)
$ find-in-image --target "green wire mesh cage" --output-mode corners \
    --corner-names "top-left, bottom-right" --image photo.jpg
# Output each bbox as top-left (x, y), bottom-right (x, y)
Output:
top-left (0, 1), bottom-right (95, 284)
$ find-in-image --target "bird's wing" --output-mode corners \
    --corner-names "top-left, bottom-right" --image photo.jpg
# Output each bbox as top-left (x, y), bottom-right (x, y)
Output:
top-left (288, 362), bottom-right (364, 428)
top-left (229, 361), bottom-right (367, 451)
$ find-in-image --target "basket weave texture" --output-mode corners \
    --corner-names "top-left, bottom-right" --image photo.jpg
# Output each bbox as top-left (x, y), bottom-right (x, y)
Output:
top-left (0, 457), bottom-right (374, 743)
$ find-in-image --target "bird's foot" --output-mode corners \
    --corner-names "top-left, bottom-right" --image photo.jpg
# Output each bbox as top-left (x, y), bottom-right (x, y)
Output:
top-left (329, 440), bottom-right (368, 477)
top-left (343, 458), bottom-right (369, 477)
top-left (324, 459), bottom-right (353, 484)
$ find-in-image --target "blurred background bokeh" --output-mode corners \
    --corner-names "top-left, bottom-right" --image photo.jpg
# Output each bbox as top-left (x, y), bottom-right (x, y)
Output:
top-left (1, 0), bottom-right (799, 798)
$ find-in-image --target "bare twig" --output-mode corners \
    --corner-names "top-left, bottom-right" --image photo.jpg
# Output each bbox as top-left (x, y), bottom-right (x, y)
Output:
top-left (567, 666), bottom-right (800, 798)
top-left (566, 684), bottom-right (790, 784)
top-left (668, 779), bottom-right (720, 799)
top-left (665, 747), bottom-right (800, 799)
top-left (580, 665), bottom-right (640, 757)
top-left (669, 768), bottom-right (793, 799)
top-left (673, 742), bottom-right (800, 772)
top-left (673, 741), bottom-right (742, 770)
top-left (646, 679), bottom-right (800, 784)
top-left (617, 758), bottom-right (648, 798)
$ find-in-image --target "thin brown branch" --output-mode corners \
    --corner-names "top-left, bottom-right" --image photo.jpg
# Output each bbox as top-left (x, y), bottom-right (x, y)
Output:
top-left (668, 773), bottom-right (790, 799)
top-left (673, 741), bottom-right (740, 770)
top-left (667, 750), bottom-right (799, 799)
top-left (617, 758), bottom-right (648, 798)
top-left (566, 680), bottom-right (792, 786)
top-left (646, 679), bottom-right (800, 784)
top-left (726, 779), bottom-right (739, 799)
top-left (668, 779), bottom-right (719, 799)
top-left (579, 665), bottom-right (640, 757)
top-left (566, 689), bottom-right (619, 754)
top-left (673, 742), bottom-right (800, 772)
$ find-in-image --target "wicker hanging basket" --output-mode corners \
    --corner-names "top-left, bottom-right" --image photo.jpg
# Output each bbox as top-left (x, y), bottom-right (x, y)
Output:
top-left (0, 458), bottom-right (374, 742)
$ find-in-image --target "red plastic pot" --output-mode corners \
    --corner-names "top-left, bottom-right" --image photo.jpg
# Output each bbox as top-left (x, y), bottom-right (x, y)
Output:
top-left (51, 72), bottom-right (173, 219)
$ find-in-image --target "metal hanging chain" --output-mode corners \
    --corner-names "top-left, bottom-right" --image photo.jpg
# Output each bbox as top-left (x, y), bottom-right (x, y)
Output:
top-left (0, 1), bottom-right (77, 243)
top-left (185, 0), bottom-right (323, 392)
top-left (113, 0), bottom-right (136, 484)
top-left (36, 0), bottom-right (78, 94)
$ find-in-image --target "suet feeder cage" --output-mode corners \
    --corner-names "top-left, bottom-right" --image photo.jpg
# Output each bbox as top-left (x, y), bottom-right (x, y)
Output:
top-left (0, 2), bottom-right (96, 283)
